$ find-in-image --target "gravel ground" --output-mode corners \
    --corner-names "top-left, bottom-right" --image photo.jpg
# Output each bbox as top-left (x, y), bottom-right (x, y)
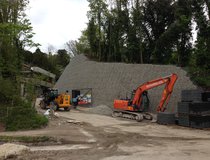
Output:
top-left (82, 105), bottom-right (113, 116)
top-left (55, 54), bottom-right (197, 113)
top-left (2, 109), bottom-right (210, 160)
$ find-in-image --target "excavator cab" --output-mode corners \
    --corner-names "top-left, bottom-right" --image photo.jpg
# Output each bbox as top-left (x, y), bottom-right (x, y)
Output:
top-left (128, 90), bottom-right (149, 111)
top-left (140, 91), bottom-right (149, 112)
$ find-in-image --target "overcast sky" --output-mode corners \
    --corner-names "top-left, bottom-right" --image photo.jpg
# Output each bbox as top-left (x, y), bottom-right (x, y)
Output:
top-left (26, 0), bottom-right (89, 52)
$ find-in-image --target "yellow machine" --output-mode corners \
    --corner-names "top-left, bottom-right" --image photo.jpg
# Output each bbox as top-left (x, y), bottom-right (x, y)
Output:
top-left (40, 88), bottom-right (71, 111)
top-left (54, 92), bottom-right (71, 111)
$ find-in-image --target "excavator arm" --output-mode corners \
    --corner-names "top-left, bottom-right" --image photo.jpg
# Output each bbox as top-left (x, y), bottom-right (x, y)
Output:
top-left (131, 73), bottom-right (178, 112)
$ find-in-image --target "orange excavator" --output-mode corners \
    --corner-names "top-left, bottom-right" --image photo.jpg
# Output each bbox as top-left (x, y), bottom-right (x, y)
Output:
top-left (113, 73), bottom-right (178, 121)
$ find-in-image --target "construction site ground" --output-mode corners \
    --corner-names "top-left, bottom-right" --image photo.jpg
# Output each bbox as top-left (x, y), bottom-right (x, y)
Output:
top-left (1, 106), bottom-right (210, 160)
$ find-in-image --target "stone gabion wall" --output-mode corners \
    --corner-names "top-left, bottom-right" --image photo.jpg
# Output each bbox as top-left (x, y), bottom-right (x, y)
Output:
top-left (55, 54), bottom-right (197, 113)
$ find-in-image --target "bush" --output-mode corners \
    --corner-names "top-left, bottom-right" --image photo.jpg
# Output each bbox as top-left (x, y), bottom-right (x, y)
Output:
top-left (193, 76), bottom-right (210, 88)
top-left (0, 78), bottom-right (18, 104)
top-left (188, 67), bottom-right (210, 89)
top-left (0, 101), bottom-right (48, 131)
top-left (5, 112), bottom-right (48, 131)
top-left (0, 77), bottom-right (48, 131)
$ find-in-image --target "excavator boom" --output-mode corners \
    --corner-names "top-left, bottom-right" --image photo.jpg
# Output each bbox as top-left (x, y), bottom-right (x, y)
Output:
top-left (132, 73), bottom-right (178, 112)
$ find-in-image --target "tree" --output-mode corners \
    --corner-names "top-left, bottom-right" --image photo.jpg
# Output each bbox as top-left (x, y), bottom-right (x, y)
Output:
top-left (87, 17), bottom-right (98, 58)
top-left (175, 0), bottom-right (192, 66)
top-left (0, 0), bottom-right (37, 104)
top-left (82, 0), bottom-right (210, 87)
top-left (65, 40), bottom-right (79, 57)
top-left (57, 49), bottom-right (70, 67)
top-left (76, 30), bottom-right (91, 55)
top-left (22, 50), bottom-right (33, 64)
top-left (87, 0), bottom-right (108, 60)
top-left (141, 0), bottom-right (175, 63)
top-left (155, 0), bottom-right (192, 66)
top-left (131, 0), bottom-right (144, 63)
top-left (0, 0), bottom-right (36, 77)
top-left (193, 0), bottom-right (210, 68)
top-left (32, 48), bottom-right (49, 69)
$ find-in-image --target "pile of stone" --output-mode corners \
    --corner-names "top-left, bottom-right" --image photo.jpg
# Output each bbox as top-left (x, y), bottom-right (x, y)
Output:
top-left (0, 143), bottom-right (29, 159)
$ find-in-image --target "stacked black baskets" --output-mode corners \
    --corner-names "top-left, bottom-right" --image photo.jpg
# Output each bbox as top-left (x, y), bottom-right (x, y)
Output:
top-left (178, 90), bottom-right (210, 129)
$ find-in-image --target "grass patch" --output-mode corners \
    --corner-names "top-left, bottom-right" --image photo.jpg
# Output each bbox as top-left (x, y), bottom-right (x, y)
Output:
top-left (0, 135), bottom-right (55, 143)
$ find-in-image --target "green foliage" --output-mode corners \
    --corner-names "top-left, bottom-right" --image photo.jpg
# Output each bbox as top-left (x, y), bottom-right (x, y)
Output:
top-left (87, 18), bottom-right (98, 57)
top-left (0, 0), bottom-right (49, 131)
top-left (189, 0), bottom-right (210, 88)
top-left (194, 76), bottom-right (210, 87)
top-left (57, 49), bottom-right (70, 67)
top-left (0, 0), bottom-right (37, 78)
top-left (21, 48), bottom-right (70, 80)
top-left (32, 48), bottom-right (49, 70)
top-left (80, 0), bottom-right (210, 88)
top-left (6, 104), bottom-right (48, 131)
top-left (83, 0), bottom-right (179, 63)
top-left (0, 78), bottom-right (19, 104)
top-left (0, 99), bottom-right (48, 131)
top-left (5, 112), bottom-right (48, 131)
top-left (188, 67), bottom-right (210, 88)
top-left (75, 30), bottom-right (91, 54)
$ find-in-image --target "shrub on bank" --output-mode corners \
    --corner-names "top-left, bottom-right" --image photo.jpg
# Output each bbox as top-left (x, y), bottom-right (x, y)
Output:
top-left (188, 67), bottom-right (210, 89)
top-left (0, 101), bottom-right (48, 131)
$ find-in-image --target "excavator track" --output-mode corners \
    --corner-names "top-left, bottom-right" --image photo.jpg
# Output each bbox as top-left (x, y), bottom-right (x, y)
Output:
top-left (112, 109), bottom-right (153, 122)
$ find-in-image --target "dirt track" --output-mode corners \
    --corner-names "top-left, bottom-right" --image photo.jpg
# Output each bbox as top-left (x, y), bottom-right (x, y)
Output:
top-left (1, 107), bottom-right (210, 160)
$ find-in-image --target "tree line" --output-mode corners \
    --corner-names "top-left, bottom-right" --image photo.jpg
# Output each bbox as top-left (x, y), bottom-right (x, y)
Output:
top-left (23, 48), bottom-right (70, 79)
top-left (77, 0), bottom-right (210, 87)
